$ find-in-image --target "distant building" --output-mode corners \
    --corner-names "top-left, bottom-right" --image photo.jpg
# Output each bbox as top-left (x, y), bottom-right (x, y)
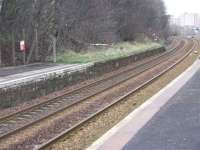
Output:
top-left (170, 13), bottom-right (200, 27)
top-left (170, 16), bottom-right (181, 25)
top-left (0, 0), bottom-right (2, 12)
top-left (0, 0), bottom-right (2, 11)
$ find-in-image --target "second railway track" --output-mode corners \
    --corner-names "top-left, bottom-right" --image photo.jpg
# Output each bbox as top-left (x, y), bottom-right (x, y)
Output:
top-left (0, 38), bottom-right (198, 150)
top-left (38, 38), bottom-right (199, 150)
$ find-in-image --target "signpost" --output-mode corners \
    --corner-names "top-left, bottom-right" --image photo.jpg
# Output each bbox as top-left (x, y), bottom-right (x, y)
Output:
top-left (20, 40), bottom-right (25, 51)
top-left (20, 40), bottom-right (26, 65)
top-left (12, 31), bottom-right (16, 65)
top-left (21, 29), bottom-right (26, 65)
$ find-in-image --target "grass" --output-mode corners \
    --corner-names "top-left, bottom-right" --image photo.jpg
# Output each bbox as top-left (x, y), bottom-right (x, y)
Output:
top-left (57, 42), bottom-right (163, 64)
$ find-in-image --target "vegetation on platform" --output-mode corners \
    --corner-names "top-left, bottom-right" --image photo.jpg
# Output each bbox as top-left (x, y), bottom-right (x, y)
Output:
top-left (0, 0), bottom-right (169, 66)
top-left (57, 42), bottom-right (162, 64)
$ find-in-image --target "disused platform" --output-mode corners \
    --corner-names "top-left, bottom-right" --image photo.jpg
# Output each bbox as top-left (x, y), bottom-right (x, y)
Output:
top-left (0, 47), bottom-right (165, 108)
top-left (0, 63), bottom-right (93, 108)
top-left (0, 63), bottom-right (57, 77)
top-left (87, 59), bottom-right (200, 150)
top-left (0, 63), bottom-right (92, 88)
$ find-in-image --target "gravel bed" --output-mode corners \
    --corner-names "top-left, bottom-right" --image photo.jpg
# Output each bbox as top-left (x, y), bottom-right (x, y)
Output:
top-left (0, 40), bottom-right (187, 149)
top-left (0, 65), bottom-right (129, 118)
top-left (0, 50), bottom-right (169, 119)
top-left (47, 45), bottom-right (200, 149)
top-left (0, 46), bottom-right (182, 150)
top-left (0, 39), bottom-right (188, 149)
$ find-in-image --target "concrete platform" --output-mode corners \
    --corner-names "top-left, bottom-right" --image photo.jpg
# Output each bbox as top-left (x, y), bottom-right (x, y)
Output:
top-left (0, 47), bottom-right (165, 108)
top-left (0, 63), bottom-right (57, 77)
top-left (87, 59), bottom-right (200, 150)
top-left (0, 63), bottom-right (92, 88)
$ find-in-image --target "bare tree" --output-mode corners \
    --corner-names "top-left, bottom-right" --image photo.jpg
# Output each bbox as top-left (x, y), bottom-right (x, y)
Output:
top-left (0, 0), bottom-right (169, 65)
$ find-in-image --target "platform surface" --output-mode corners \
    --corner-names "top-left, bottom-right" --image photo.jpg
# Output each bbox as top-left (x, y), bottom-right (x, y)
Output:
top-left (0, 63), bottom-right (57, 77)
top-left (87, 59), bottom-right (200, 150)
top-left (0, 63), bottom-right (92, 88)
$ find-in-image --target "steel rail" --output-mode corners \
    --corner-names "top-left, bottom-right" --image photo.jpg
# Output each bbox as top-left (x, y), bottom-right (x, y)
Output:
top-left (37, 39), bottom-right (198, 150)
top-left (0, 39), bottom-right (189, 144)
top-left (0, 39), bottom-right (187, 141)
top-left (0, 38), bottom-right (184, 122)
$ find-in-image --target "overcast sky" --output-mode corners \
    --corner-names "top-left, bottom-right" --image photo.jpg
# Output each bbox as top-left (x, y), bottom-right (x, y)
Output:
top-left (163, 0), bottom-right (200, 16)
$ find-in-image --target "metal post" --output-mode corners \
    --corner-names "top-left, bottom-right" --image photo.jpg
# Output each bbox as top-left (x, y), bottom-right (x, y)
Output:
top-left (35, 28), bottom-right (39, 61)
top-left (22, 29), bottom-right (26, 65)
top-left (52, 37), bottom-right (57, 63)
top-left (12, 31), bottom-right (16, 65)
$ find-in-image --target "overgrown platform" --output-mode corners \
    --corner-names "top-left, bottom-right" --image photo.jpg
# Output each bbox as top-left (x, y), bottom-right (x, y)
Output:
top-left (0, 47), bottom-right (165, 108)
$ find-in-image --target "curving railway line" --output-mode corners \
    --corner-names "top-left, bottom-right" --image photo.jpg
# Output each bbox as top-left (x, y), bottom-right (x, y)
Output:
top-left (0, 38), bottom-right (199, 150)
top-left (38, 38), bottom-right (199, 150)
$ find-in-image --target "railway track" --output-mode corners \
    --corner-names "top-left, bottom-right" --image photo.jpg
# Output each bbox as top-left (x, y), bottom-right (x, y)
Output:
top-left (166, 37), bottom-right (178, 50)
top-left (0, 39), bottom-right (184, 119)
top-left (0, 38), bottom-right (197, 150)
top-left (37, 39), bottom-right (198, 150)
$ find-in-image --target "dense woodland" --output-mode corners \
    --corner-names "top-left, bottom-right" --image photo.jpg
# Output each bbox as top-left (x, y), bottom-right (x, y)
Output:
top-left (0, 0), bottom-right (169, 65)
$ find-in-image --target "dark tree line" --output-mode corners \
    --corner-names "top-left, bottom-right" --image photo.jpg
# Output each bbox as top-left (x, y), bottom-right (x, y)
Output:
top-left (0, 0), bottom-right (169, 65)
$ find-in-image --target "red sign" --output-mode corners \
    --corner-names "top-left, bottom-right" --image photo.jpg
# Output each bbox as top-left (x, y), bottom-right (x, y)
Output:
top-left (20, 40), bottom-right (26, 51)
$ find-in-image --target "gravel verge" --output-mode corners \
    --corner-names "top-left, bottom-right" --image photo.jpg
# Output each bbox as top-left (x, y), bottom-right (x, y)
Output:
top-left (0, 49), bottom-right (170, 119)
top-left (0, 43), bottom-right (181, 150)
top-left (47, 42), bottom-right (200, 150)
top-left (0, 39), bottom-right (189, 149)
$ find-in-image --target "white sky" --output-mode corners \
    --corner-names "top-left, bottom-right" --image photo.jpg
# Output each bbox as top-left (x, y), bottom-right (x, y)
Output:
top-left (163, 0), bottom-right (200, 16)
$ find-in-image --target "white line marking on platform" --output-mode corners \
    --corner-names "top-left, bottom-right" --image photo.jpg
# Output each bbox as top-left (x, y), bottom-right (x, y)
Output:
top-left (87, 59), bottom-right (200, 150)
